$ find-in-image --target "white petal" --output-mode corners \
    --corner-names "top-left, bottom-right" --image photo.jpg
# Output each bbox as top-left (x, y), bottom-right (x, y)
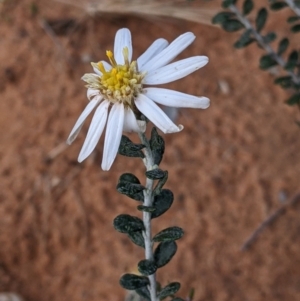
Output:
top-left (141, 32), bottom-right (195, 72)
top-left (77, 100), bottom-right (109, 162)
top-left (92, 60), bottom-right (112, 75)
top-left (87, 88), bottom-right (100, 100)
top-left (67, 97), bottom-right (102, 145)
top-left (123, 108), bottom-right (146, 133)
top-left (142, 88), bottom-right (210, 109)
top-left (114, 28), bottom-right (132, 65)
top-left (102, 102), bottom-right (125, 170)
top-left (135, 94), bottom-right (183, 134)
top-left (143, 56), bottom-right (208, 85)
top-left (137, 38), bottom-right (169, 71)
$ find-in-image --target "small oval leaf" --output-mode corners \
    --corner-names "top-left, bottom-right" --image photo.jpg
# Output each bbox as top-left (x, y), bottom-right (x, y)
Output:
top-left (158, 282), bottom-right (181, 300)
top-left (222, 19), bottom-right (244, 32)
top-left (116, 182), bottom-right (145, 201)
top-left (234, 29), bottom-right (254, 48)
top-left (119, 173), bottom-right (141, 184)
top-left (285, 50), bottom-right (299, 71)
top-left (127, 231), bottom-right (145, 248)
top-left (270, 2), bottom-right (288, 10)
top-left (136, 287), bottom-right (151, 301)
top-left (222, 0), bottom-right (237, 8)
top-left (113, 214), bottom-right (144, 233)
top-left (118, 135), bottom-right (145, 158)
top-left (212, 12), bottom-right (235, 24)
top-left (119, 274), bottom-right (149, 290)
top-left (256, 8), bottom-right (267, 32)
top-left (243, 0), bottom-right (254, 16)
top-left (151, 189), bottom-right (174, 219)
top-left (145, 169), bottom-right (166, 180)
top-left (277, 38), bottom-right (289, 55)
top-left (153, 226), bottom-right (184, 242)
top-left (150, 127), bottom-right (165, 166)
top-left (286, 93), bottom-right (300, 106)
top-left (259, 54), bottom-right (277, 70)
top-left (138, 259), bottom-right (157, 276)
top-left (291, 24), bottom-right (300, 33)
top-left (137, 205), bottom-right (156, 213)
top-left (154, 241), bottom-right (177, 268)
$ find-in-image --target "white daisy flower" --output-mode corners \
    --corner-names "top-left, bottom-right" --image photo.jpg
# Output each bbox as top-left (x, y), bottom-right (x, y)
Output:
top-left (67, 28), bottom-right (210, 170)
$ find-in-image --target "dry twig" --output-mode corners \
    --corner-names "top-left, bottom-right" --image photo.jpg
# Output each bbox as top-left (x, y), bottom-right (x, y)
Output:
top-left (241, 192), bottom-right (300, 251)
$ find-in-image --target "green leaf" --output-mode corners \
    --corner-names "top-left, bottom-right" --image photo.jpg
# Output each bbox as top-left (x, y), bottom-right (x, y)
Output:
top-left (154, 241), bottom-right (177, 268)
top-left (145, 169), bottom-right (166, 180)
top-left (285, 50), bottom-right (299, 71)
top-left (151, 189), bottom-right (174, 219)
top-left (274, 76), bottom-right (293, 88)
top-left (119, 173), bottom-right (141, 184)
top-left (117, 173), bottom-right (144, 201)
top-left (277, 38), bottom-right (289, 55)
top-left (158, 282), bottom-right (181, 300)
top-left (150, 127), bottom-right (165, 166)
top-left (153, 171), bottom-right (168, 196)
top-left (243, 0), bottom-right (254, 15)
top-left (234, 29), bottom-right (254, 48)
top-left (222, 19), bottom-right (244, 32)
top-left (113, 214), bottom-right (144, 233)
top-left (119, 274), bottom-right (149, 290)
top-left (153, 227), bottom-right (184, 242)
top-left (138, 260), bottom-right (157, 276)
top-left (116, 181), bottom-right (145, 201)
top-left (259, 54), bottom-right (277, 70)
top-left (135, 287), bottom-right (151, 301)
top-left (212, 12), bottom-right (235, 25)
top-left (287, 16), bottom-right (300, 23)
top-left (127, 231), bottom-right (145, 248)
top-left (291, 24), bottom-right (300, 33)
top-left (270, 2), bottom-right (288, 10)
top-left (286, 93), bottom-right (300, 106)
top-left (118, 135), bottom-right (145, 158)
top-left (222, 0), bottom-right (237, 8)
top-left (256, 8), bottom-right (267, 32)
top-left (137, 205), bottom-right (156, 213)
top-left (263, 32), bottom-right (277, 43)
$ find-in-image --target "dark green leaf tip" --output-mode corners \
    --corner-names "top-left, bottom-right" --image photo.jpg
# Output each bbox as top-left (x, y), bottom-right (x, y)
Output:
top-left (151, 189), bottom-right (174, 219)
top-left (154, 241), bottom-right (177, 268)
top-left (158, 282), bottom-right (181, 300)
top-left (153, 226), bottom-right (184, 242)
top-left (138, 259), bottom-right (157, 276)
top-left (113, 214), bottom-right (144, 233)
top-left (119, 274), bottom-right (149, 290)
top-left (145, 169), bottom-right (166, 180)
top-left (256, 8), bottom-right (268, 33)
top-left (118, 135), bottom-right (145, 158)
top-left (137, 205), bottom-right (156, 213)
top-left (243, 0), bottom-right (254, 16)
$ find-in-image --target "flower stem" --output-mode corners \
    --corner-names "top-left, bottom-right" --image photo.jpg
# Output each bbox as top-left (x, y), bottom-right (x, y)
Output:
top-left (284, 0), bottom-right (300, 17)
top-left (138, 131), bottom-right (157, 301)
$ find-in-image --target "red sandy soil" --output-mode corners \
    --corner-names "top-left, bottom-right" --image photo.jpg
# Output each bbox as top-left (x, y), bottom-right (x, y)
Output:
top-left (1, 1), bottom-right (300, 301)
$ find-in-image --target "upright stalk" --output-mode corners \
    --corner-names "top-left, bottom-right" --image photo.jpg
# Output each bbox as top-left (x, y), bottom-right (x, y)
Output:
top-left (138, 132), bottom-right (157, 301)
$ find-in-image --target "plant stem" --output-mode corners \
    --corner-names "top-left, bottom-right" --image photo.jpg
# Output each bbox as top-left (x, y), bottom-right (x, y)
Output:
top-left (138, 131), bottom-right (157, 301)
top-left (228, 2), bottom-right (300, 85)
top-left (284, 0), bottom-right (300, 17)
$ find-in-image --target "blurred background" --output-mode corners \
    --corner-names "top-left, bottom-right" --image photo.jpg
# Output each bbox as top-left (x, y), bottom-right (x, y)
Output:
top-left (0, 0), bottom-right (300, 300)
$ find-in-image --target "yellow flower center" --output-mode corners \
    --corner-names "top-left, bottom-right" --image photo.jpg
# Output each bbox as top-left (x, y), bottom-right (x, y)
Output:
top-left (83, 47), bottom-right (144, 107)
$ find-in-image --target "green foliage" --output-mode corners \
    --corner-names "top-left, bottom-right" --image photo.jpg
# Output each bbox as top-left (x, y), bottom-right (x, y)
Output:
top-left (259, 54), bottom-right (277, 69)
top-left (234, 29), bottom-right (254, 48)
top-left (127, 231), bottom-right (145, 248)
top-left (151, 189), bottom-right (174, 219)
top-left (154, 241), bottom-right (177, 268)
top-left (277, 38), bottom-right (289, 55)
top-left (138, 259), bottom-right (157, 276)
top-left (137, 205), bottom-right (156, 213)
top-left (286, 93), bottom-right (300, 106)
top-left (256, 8), bottom-right (268, 32)
top-left (270, 2), bottom-right (288, 11)
top-left (150, 127), bottom-right (165, 165)
top-left (145, 168), bottom-right (166, 180)
top-left (119, 274), bottom-right (149, 290)
top-left (291, 24), bottom-right (300, 33)
top-left (274, 76), bottom-right (293, 88)
top-left (153, 171), bottom-right (168, 196)
top-left (222, 19), bottom-right (244, 32)
top-left (287, 16), bottom-right (300, 23)
top-left (158, 282), bottom-right (181, 300)
top-left (118, 135), bottom-right (145, 158)
top-left (222, 0), bottom-right (237, 8)
top-left (263, 32), bottom-right (277, 43)
top-left (135, 287), bottom-right (151, 301)
top-left (116, 173), bottom-right (145, 201)
top-left (212, 11), bottom-right (235, 24)
top-left (113, 214), bottom-right (144, 233)
top-left (285, 50), bottom-right (299, 71)
top-left (153, 227), bottom-right (184, 242)
top-left (243, 0), bottom-right (254, 16)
